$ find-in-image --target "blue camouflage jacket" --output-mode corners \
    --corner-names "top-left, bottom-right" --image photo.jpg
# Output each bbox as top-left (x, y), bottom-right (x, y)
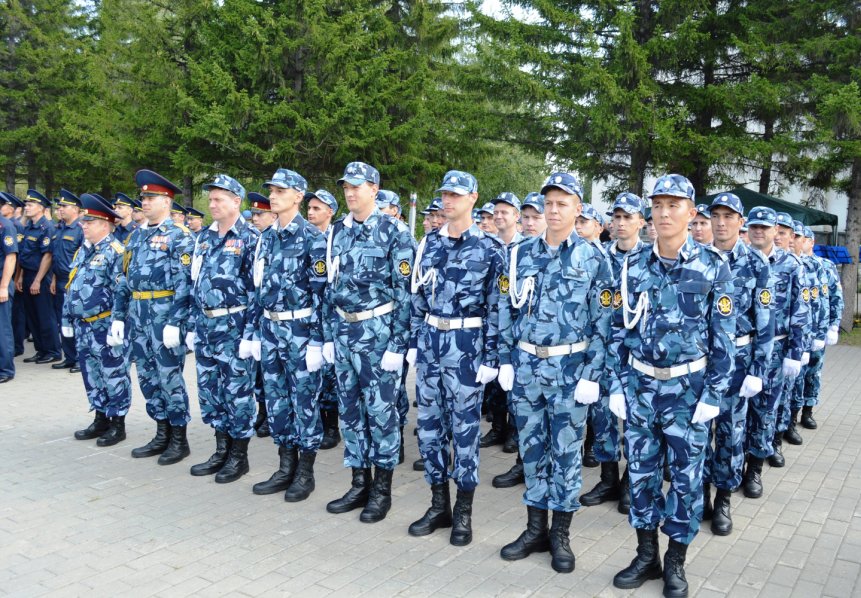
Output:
top-left (63, 235), bottom-right (125, 325)
top-left (760, 246), bottom-right (808, 361)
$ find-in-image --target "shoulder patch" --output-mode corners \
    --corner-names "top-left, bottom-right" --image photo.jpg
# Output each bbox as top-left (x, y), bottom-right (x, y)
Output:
top-left (3, 235), bottom-right (12, 247)
top-left (801, 287), bottom-right (810, 302)
top-left (174, 223), bottom-right (190, 233)
top-left (613, 290), bottom-right (623, 309)
top-left (599, 289), bottom-right (613, 308)
top-left (811, 286), bottom-right (819, 300)
top-left (110, 240), bottom-right (125, 254)
top-left (398, 259), bottom-right (411, 278)
top-left (758, 288), bottom-right (772, 307)
top-left (42, 236), bottom-right (51, 247)
top-left (497, 274), bottom-right (510, 295)
top-left (717, 294), bottom-right (733, 316)
top-left (313, 259), bottom-right (327, 276)
top-left (180, 253), bottom-right (192, 267)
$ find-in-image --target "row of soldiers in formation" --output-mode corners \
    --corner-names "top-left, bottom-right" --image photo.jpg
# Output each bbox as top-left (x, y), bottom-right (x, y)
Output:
top-left (0, 163), bottom-right (843, 598)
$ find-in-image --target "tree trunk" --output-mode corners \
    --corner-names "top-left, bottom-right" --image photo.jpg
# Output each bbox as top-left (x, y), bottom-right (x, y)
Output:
top-left (4, 158), bottom-right (15, 193)
top-left (183, 175), bottom-right (193, 209)
top-left (840, 156), bottom-right (861, 331)
top-left (758, 117), bottom-right (774, 194)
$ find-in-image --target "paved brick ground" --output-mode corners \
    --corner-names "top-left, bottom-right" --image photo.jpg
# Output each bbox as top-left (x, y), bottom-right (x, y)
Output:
top-left (1, 343), bottom-right (860, 597)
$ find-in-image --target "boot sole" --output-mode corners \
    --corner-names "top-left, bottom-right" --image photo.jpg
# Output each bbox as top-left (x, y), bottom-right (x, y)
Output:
top-left (711, 524), bottom-right (732, 536)
top-left (742, 489), bottom-right (762, 499)
top-left (551, 561), bottom-right (575, 573)
top-left (97, 435), bottom-right (127, 447)
top-left (131, 449), bottom-right (167, 458)
top-left (408, 521), bottom-right (453, 537)
top-left (326, 500), bottom-right (368, 514)
top-left (284, 486), bottom-right (315, 502)
top-left (613, 569), bottom-right (662, 589)
top-left (500, 544), bottom-right (550, 561)
top-left (252, 483), bottom-right (291, 495)
top-left (580, 493), bottom-right (621, 507)
top-left (158, 450), bottom-right (191, 466)
top-left (450, 534), bottom-right (472, 546)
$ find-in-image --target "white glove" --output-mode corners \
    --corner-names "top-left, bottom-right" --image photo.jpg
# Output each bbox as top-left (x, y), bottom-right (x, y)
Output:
top-left (475, 365), bottom-right (499, 385)
top-left (239, 339), bottom-right (261, 361)
top-left (106, 334), bottom-right (122, 348)
top-left (609, 393), bottom-right (627, 421)
top-left (162, 325), bottom-right (180, 349)
top-left (380, 350), bottom-right (404, 372)
top-left (322, 342), bottom-right (335, 364)
top-left (782, 357), bottom-right (801, 379)
top-left (61, 326), bottom-right (74, 338)
top-left (110, 320), bottom-right (125, 343)
top-left (185, 332), bottom-right (195, 352)
top-left (498, 364), bottom-right (515, 391)
top-left (827, 327), bottom-right (839, 346)
top-left (812, 339), bottom-right (826, 351)
top-left (574, 379), bottom-right (600, 405)
top-left (306, 345), bottom-right (324, 372)
top-left (739, 375), bottom-right (763, 399)
top-left (406, 348), bottom-right (417, 366)
top-left (691, 401), bottom-right (720, 425)
top-left (801, 352), bottom-right (810, 366)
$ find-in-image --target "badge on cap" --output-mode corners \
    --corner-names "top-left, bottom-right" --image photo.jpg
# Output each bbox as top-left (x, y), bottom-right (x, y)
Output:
top-left (497, 274), bottom-right (509, 295)
top-left (398, 260), bottom-right (411, 278)
top-left (664, 180), bottom-right (672, 189)
top-left (450, 176), bottom-right (458, 184)
top-left (555, 176), bottom-right (562, 184)
top-left (717, 295), bottom-right (733, 316)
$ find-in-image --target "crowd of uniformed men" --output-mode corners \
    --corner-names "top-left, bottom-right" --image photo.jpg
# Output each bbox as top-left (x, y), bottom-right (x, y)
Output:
top-left (0, 161), bottom-right (844, 598)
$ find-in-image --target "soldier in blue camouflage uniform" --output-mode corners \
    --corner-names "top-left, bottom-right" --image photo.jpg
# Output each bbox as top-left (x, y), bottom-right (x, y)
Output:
top-left (406, 170), bottom-right (505, 547)
top-left (111, 193), bottom-right (140, 245)
top-left (64, 194), bottom-right (132, 446)
top-left (520, 192), bottom-right (546, 238)
top-left (700, 193), bottom-right (774, 536)
top-left (496, 172), bottom-right (613, 574)
top-left (0, 192), bottom-right (26, 358)
top-left (0, 204), bottom-right (18, 383)
top-left (249, 169), bottom-right (328, 501)
top-left (476, 202), bottom-right (497, 236)
top-left (51, 189), bottom-right (85, 371)
top-left (185, 174), bottom-right (259, 484)
top-left (742, 209), bottom-right (807, 494)
top-left (111, 169), bottom-right (195, 466)
top-left (322, 162), bottom-right (415, 524)
top-left (608, 175), bottom-right (735, 597)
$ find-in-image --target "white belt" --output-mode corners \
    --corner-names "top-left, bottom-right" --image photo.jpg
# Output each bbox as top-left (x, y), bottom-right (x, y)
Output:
top-left (735, 334), bottom-right (751, 347)
top-left (264, 307), bottom-right (313, 322)
top-left (202, 305), bottom-right (246, 318)
top-left (335, 302), bottom-right (395, 323)
top-left (425, 314), bottom-right (483, 331)
top-left (518, 340), bottom-right (588, 359)
top-left (773, 334), bottom-right (788, 341)
top-left (630, 356), bottom-right (707, 381)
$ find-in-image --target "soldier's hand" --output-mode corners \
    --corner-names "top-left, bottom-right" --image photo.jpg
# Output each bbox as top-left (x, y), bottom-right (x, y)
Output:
top-left (0, 287), bottom-right (8, 303)
top-left (826, 326), bottom-right (839, 346)
top-left (812, 339), bottom-right (826, 351)
top-left (497, 364), bottom-right (515, 391)
top-left (691, 401), bottom-right (719, 425)
top-left (110, 320), bottom-right (125, 343)
top-left (15, 278), bottom-right (22, 293)
top-left (782, 357), bottom-right (801, 379)
top-left (185, 332), bottom-right (196, 352)
top-left (406, 348), bottom-right (417, 367)
top-left (61, 326), bottom-right (74, 338)
top-left (306, 345), bottom-right (324, 372)
top-left (30, 280), bottom-right (41, 295)
top-left (322, 342), bottom-right (335, 364)
top-left (49, 277), bottom-right (56, 295)
top-left (380, 350), bottom-right (404, 373)
top-left (162, 325), bottom-right (181, 349)
top-left (609, 393), bottom-right (627, 421)
top-left (574, 379), bottom-right (600, 405)
top-left (475, 365), bottom-right (499, 385)
top-left (739, 375), bottom-right (763, 398)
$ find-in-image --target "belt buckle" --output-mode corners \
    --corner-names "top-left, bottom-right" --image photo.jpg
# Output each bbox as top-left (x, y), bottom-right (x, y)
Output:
top-left (535, 345), bottom-right (550, 359)
top-left (204, 309), bottom-right (214, 318)
top-left (436, 317), bottom-right (451, 331)
top-left (344, 311), bottom-right (359, 323)
top-left (652, 367), bottom-right (672, 381)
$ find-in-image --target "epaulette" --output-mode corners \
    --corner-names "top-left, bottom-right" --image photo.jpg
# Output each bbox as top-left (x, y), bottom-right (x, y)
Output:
top-left (110, 240), bottom-right (125, 254)
top-left (173, 223), bottom-right (190, 233)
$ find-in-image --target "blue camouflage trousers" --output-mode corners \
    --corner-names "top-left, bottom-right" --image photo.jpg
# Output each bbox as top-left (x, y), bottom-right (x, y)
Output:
top-left (318, 364), bottom-right (339, 411)
top-left (127, 300), bottom-right (190, 426)
top-left (333, 315), bottom-right (401, 470)
top-left (261, 318), bottom-right (323, 452)
top-left (746, 339), bottom-right (786, 458)
top-left (73, 317), bottom-right (131, 417)
top-left (416, 327), bottom-right (483, 491)
top-left (589, 386), bottom-right (622, 463)
top-left (801, 349), bottom-right (825, 408)
top-left (512, 349), bottom-right (587, 512)
top-left (705, 350), bottom-right (750, 490)
top-left (194, 313), bottom-right (256, 439)
top-left (624, 370), bottom-right (708, 545)
top-left (776, 361), bottom-right (802, 434)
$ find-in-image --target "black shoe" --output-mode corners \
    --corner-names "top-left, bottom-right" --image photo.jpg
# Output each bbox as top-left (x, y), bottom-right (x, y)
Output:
top-left (784, 410), bottom-right (803, 445)
top-left (253, 403), bottom-right (267, 431)
top-left (256, 418), bottom-right (270, 438)
top-left (408, 483), bottom-right (452, 536)
top-left (711, 489), bottom-right (733, 536)
top-left (663, 539), bottom-right (689, 597)
top-left (768, 438), bottom-right (785, 468)
top-left (743, 456), bottom-right (764, 499)
top-left (450, 489), bottom-right (474, 546)
top-left (320, 409), bottom-right (341, 450)
top-left (580, 462), bottom-right (621, 506)
top-left (503, 435), bottom-right (518, 454)
top-left (582, 423), bottom-right (599, 468)
top-left (492, 460), bottom-right (525, 488)
top-left (702, 483), bottom-right (713, 521)
top-left (158, 425), bottom-right (190, 465)
top-left (663, 460), bottom-right (671, 483)
top-left (327, 468), bottom-right (372, 514)
top-left (75, 411), bottom-right (110, 440)
top-left (284, 452), bottom-right (316, 502)
top-left (550, 511), bottom-right (575, 573)
top-left (413, 458), bottom-right (425, 472)
top-left (190, 431), bottom-right (231, 475)
top-left (479, 427), bottom-right (505, 448)
top-left (69, 365), bottom-right (81, 373)
top-left (800, 406), bottom-right (817, 430)
top-left (360, 467), bottom-right (393, 523)
top-left (215, 437), bottom-right (250, 483)
top-left (35, 354), bottom-right (62, 364)
top-left (52, 361), bottom-right (75, 369)
top-left (501, 506), bottom-right (550, 560)
top-left (618, 466), bottom-right (631, 514)
top-left (0, 376), bottom-right (12, 383)
top-left (399, 427), bottom-right (405, 464)
top-left (613, 528), bottom-right (662, 589)
top-left (253, 446), bottom-right (298, 495)
top-left (131, 420), bottom-right (171, 457)
top-left (23, 353), bottom-right (45, 363)
top-left (96, 416), bottom-right (126, 447)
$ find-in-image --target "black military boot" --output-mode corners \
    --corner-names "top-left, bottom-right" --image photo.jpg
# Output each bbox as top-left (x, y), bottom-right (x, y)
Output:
top-left (320, 409), bottom-right (340, 449)
top-left (711, 489), bottom-right (733, 536)
top-left (800, 405), bottom-right (817, 430)
top-left (158, 425), bottom-right (190, 465)
top-left (701, 483), bottom-right (713, 520)
top-left (784, 410), bottom-right (803, 445)
top-left (360, 467), bottom-right (393, 523)
top-left (327, 467), bottom-right (372, 514)
top-left (408, 483), bottom-right (452, 536)
top-left (503, 416), bottom-right (518, 453)
top-left (131, 419), bottom-right (170, 458)
top-left (284, 452), bottom-right (316, 502)
top-left (500, 506), bottom-right (550, 560)
top-left (253, 402), bottom-right (267, 433)
top-left (582, 423), bottom-right (599, 468)
top-left (399, 427), bottom-right (405, 464)
top-left (742, 456), bottom-right (764, 498)
top-left (663, 459), bottom-right (672, 482)
top-left (618, 466), bottom-right (631, 514)
top-left (256, 417), bottom-right (270, 438)
top-left (215, 437), bottom-right (250, 483)
top-left (96, 416), bottom-right (126, 447)
top-left (252, 446), bottom-right (298, 495)
top-left (663, 539), bottom-right (689, 597)
top-left (75, 411), bottom-right (110, 440)
top-left (492, 457), bottom-right (525, 488)
top-left (413, 458), bottom-right (425, 472)
top-left (450, 489), bottom-right (474, 546)
top-left (768, 437), bottom-right (785, 468)
top-left (479, 415), bottom-right (506, 448)
top-left (190, 431), bottom-right (231, 476)
top-left (580, 461), bottom-right (621, 506)
top-left (613, 528), bottom-right (662, 589)
top-left (549, 511), bottom-right (575, 573)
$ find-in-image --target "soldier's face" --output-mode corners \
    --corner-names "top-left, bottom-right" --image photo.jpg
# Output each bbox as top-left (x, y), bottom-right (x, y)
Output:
top-left (187, 216), bottom-right (203, 231)
top-left (81, 218), bottom-right (110, 243)
top-left (478, 213), bottom-right (497, 234)
top-left (24, 202), bottom-right (43, 219)
top-left (574, 216), bottom-right (601, 241)
top-left (650, 195), bottom-right (696, 240)
top-left (0, 204), bottom-right (12, 217)
top-left (441, 191), bottom-right (476, 223)
top-left (306, 198), bottom-right (333, 229)
top-left (269, 186), bottom-right (302, 215)
top-left (132, 210), bottom-right (144, 222)
top-left (740, 230), bottom-right (749, 245)
top-left (520, 206), bottom-right (546, 237)
top-left (423, 215), bottom-right (434, 231)
top-left (747, 224), bottom-right (775, 251)
top-left (251, 211), bottom-right (276, 231)
top-left (208, 188), bottom-right (240, 222)
top-left (792, 235), bottom-right (804, 254)
top-left (543, 189), bottom-right (582, 236)
top-left (431, 211), bottom-right (446, 228)
top-left (492, 203), bottom-right (519, 233)
top-left (774, 225), bottom-right (793, 249)
top-left (612, 210), bottom-right (644, 241)
top-left (141, 195), bottom-right (170, 223)
top-left (690, 214), bottom-right (713, 243)
top-left (172, 212), bottom-right (186, 225)
top-left (114, 204), bottom-right (132, 220)
top-left (342, 181), bottom-right (378, 215)
top-left (646, 220), bottom-right (657, 240)
top-left (62, 206), bottom-right (80, 224)
top-left (709, 206), bottom-right (742, 244)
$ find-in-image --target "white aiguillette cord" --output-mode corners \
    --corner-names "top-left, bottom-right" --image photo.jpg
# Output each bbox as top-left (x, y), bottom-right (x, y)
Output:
top-left (411, 235), bottom-right (437, 305)
top-left (620, 254), bottom-right (649, 331)
top-left (326, 226), bottom-right (340, 284)
top-left (508, 243), bottom-right (535, 313)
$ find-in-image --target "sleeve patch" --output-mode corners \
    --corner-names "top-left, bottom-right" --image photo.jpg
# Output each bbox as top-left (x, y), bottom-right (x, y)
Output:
top-left (180, 253), bottom-right (192, 267)
top-left (717, 295), bottom-right (733, 316)
top-left (758, 289), bottom-right (772, 306)
top-left (497, 274), bottom-right (510, 295)
top-left (613, 290), bottom-right (623, 309)
top-left (801, 287), bottom-right (810, 303)
top-left (398, 259), bottom-right (411, 278)
top-left (599, 289), bottom-right (613, 308)
top-left (313, 260), bottom-right (327, 276)
top-left (4, 236), bottom-right (12, 246)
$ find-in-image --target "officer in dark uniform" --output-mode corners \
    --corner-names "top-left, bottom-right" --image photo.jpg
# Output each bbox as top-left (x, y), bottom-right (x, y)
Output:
top-left (186, 207), bottom-right (206, 239)
top-left (112, 193), bottom-right (140, 245)
top-left (171, 202), bottom-right (188, 226)
top-left (51, 189), bottom-right (84, 371)
top-left (0, 192), bottom-right (26, 356)
top-left (16, 190), bottom-right (61, 364)
top-left (0, 203), bottom-right (18, 383)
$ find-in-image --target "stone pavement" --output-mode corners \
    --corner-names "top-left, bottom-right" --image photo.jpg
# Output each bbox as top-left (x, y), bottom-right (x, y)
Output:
top-left (1, 344), bottom-right (860, 598)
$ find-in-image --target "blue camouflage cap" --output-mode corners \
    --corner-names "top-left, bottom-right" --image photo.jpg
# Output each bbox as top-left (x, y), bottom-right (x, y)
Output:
top-left (57, 188), bottom-right (81, 208)
top-left (203, 173), bottom-right (246, 200)
top-left (521, 192), bottom-right (544, 214)
top-left (611, 192), bottom-right (644, 215)
top-left (708, 192), bottom-right (744, 217)
top-left (25, 189), bottom-right (52, 209)
top-left (80, 193), bottom-right (120, 223)
top-left (580, 203), bottom-right (603, 223)
top-left (541, 172), bottom-right (582, 198)
top-left (376, 189), bottom-right (401, 207)
top-left (740, 224), bottom-right (748, 232)
top-left (305, 189), bottom-right (338, 213)
top-left (695, 203), bottom-right (711, 218)
top-left (428, 197), bottom-right (443, 212)
top-left (492, 191), bottom-right (521, 211)
top-left (337, 162), bottom-right (380, 187)
top-left (747, 207), bottom-right (777, 227)
top-left (803, 226), bottom-right (815, 239)
top-left (477, 201), bottom-right (495, 216)
top-left (649, 174), bottom-right (695, 201)
top-left (775, 212), bottom-right (794, 228)
top-left (436, 170), bottom-right (478, 195)
top-left (264, 168), bottom-right (307, 192)
top-left (792, 219), bottom-right (804, 236)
